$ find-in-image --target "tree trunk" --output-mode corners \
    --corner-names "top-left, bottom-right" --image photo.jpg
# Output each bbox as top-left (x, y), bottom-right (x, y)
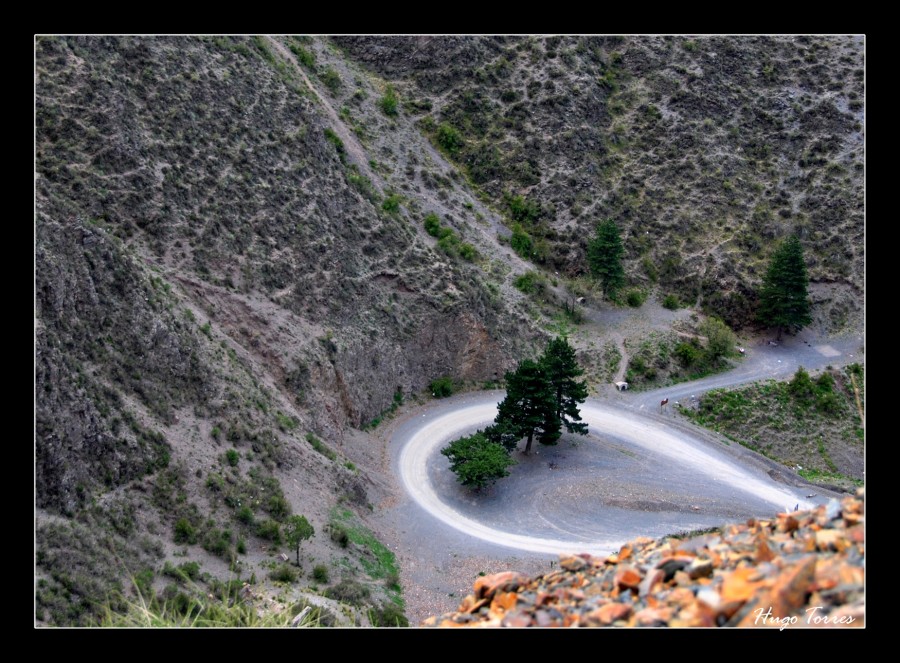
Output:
top-left (524, 431), bottom-right (533, 454)
top-left (777, 326), bottom-right (783, 341)
top-left (296, 546), bottom-right (300, 567)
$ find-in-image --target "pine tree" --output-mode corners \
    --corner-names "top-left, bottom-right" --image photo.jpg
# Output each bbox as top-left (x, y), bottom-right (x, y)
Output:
top-left (587, 219), bottom-right (625, 296)
top-left (757, 235), bottom-right (812, 339)
top-left (540, 337), bottom-right (589, 437)
top-left (494, 359), bottom-right (557, 454)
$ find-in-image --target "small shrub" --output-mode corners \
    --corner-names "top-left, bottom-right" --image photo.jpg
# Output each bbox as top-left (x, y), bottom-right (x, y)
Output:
top-left (289, 43), bottom-right (315, 68)
top-left (379, 85), bottom-right (399, 116)
top-left (458, 243), bottom-right (477, 261)
top-left (675, 341), bottom-right (702, 367)
top-left (514, 271), bottom-right (545, 295)
top-left (173, 518), bottom-right (196, 545)
top-left (256, 519), bottom-right (282, 544)
top-left (382, 194), bottom-right (401, 214)
top-left (370, 602), bottom-right (409, 627)
top-left (236, 506), bottom-right (254, 525)
top-left (313, 565), bottom-right (330, 583)
top-left (330, 524), bottom-right (349, 548)
top-left (423, 213), bottom-right (441, 237)
top-left (267, 495), bottom-right (290, 520)
top-left (662, 294), bottom-right (680, 310)
top-left (429, 377), bottom-right (454, 398)
top-left (269, 565), bottom-right (298, 584)
top-left (625, 289), bottom-right (646, 308)
top-left (236, 538), bottom-right (247, 555)
top-left (326, 580), bottom-right (370, 606)
top-left (306, 433), bottom-right (337, 461)
top-left (436, 123), bottom-right (463, 154)
top-left (510, 224), bottom-right (533, 258)
top-left (319, 67), bottom-right (341, 93)
top-left (323, 128), bottom-right (345, 161)
top-left (225, 449), bottom-right (239, 467)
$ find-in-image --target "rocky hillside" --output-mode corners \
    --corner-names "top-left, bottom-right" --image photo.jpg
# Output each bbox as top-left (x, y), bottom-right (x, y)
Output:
top-left (335, 35), bottom-right (865, 330)
top-left (35, 35), bottom-right (538, 626)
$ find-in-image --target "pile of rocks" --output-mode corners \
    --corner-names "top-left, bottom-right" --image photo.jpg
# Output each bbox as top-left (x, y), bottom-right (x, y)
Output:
top-left (425, 490), bottom-right (864, 628)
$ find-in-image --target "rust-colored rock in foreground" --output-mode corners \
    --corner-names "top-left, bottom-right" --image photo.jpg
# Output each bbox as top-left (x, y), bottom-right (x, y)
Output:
top-left (424, 490), bottom-right (864, 628)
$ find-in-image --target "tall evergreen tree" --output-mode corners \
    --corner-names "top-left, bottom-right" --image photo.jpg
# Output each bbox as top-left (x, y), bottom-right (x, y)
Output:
top-left (494, 359), bottom-right (557, 454)
top-left (587, 219), bottom-right (625, 296)
top-left (540, 337), bottom-right (589, 437)
top-left (757, 235), bottom-right (812, 339)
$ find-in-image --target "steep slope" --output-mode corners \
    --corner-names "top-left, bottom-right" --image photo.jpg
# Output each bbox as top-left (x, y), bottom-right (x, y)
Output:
top-left (34, 35), bottom-right (537, 625)
top-left (335, 35), bottom-right (865, 331)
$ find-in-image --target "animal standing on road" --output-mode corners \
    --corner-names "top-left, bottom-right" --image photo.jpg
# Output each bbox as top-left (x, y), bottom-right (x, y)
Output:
top-left (660, 397), bottom-right (669, 413)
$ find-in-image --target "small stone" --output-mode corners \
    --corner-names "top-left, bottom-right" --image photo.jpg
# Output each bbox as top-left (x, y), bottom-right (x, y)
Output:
top-left (639, 568), bottom-right (665, 597)
top-left (587, 602), bottom-right (632, 625)
top-left (615, 566), bottom-right (643, 591)
top-left (473, 572), bottom-right (527, 600)
top-left (687, 558), bottom-right (714, 579)
top-left (559, 555), bottom-right (587, 571)
top-left (815, 529), bottom-right (843, 551)
top-left (501, 610), bottom-right (533, 627)
top-left (697, 587), bottom-right (721, 611)
top-left (634, 606), bottom-right (672, 626)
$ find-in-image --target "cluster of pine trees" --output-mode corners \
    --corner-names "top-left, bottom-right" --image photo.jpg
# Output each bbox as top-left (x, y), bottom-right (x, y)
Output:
top-left (441, 337), bottom-right (588, 489)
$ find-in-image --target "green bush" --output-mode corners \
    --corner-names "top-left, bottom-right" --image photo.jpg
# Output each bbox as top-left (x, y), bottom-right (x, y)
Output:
top-left (513, 271), bottom-right (545, 295)
top-left (313, 565), bottom-right (330, 583)
top-left (382, 194), bottom-right (401, 214)
top-left (458, 243), bottom-right (477, 261)
top-left (256, 519), bottom-right (282, 544)
top-left (269, 565), bottom-right (298, 584)
top-left (662, 294), bottom-right (680, 310)
top-left (510, 224), bottom-right (532, 258)
top-left (423, 213), bottom-right (441, 237)
top-left (379, 85), bottom-right (399, 116)
top-left (173, 518), bottom-right (196, 545)
top-left (436, 123), bottom-right (463, 154)
top-left (330, 524), bottom-right (349, 548)
top-left (326, 580), bottom-right (370, 606)
top-left (225, 449), bottom-right (239, 467)
top-left (266, 494), bottom-right (290, 519)
top-left (306, 433), bottom-right (337, 461)
top-left (370, 602), bottom-right (409, 627)
top-left (429, 377), bottom-right (454, 398)
top-left (625, 289), bottom-right (646, 307)
top-left (289, 43), bottom-right (315, 68)
top-left (323, 128), bottom-right (346, 162)
top-left (236, 506), bottom-right (254, 525)
top-left (675, 341), bottom-right (702, 367)
top-left (319, 67), bottom-right (341, 93)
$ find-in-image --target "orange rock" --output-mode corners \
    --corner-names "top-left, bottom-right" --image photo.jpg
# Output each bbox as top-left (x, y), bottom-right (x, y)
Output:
top-left (587, 602), bottom-right (632, 625)
top-left (615, 565), bottom-right (643, 590)
top-left (721, 567), bottom-right (768, 603)
top-left (768, 556), bottom-right (817, 616)
top-left (473, 571), bottom-right (527, 600)
top-left (490, 591), bottom-right (518, 616)
top-left (618, 544), bottom-right (633, 561)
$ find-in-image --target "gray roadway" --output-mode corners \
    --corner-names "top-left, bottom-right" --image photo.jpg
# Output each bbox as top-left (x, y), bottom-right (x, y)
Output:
top-left (384, 328), bottom-right (864, 561)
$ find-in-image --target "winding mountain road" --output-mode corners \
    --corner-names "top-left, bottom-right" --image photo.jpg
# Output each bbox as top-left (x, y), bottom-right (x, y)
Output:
top-left (389, 330), bottom-right (863, 557)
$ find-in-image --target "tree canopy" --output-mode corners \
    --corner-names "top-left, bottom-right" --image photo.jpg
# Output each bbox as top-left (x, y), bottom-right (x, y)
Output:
top-left (441, 337), bottom-right (589, 489)
top-left (540, 337), bottom-right (589, 436)
top-left (587, 219), bottom-right (625, 296)
top-left (757, 235), bottom-right (812, 337)
top-left (440, 431), bottom-right (516, 489)
top-left (285, 515), bottom-right (314, 567)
